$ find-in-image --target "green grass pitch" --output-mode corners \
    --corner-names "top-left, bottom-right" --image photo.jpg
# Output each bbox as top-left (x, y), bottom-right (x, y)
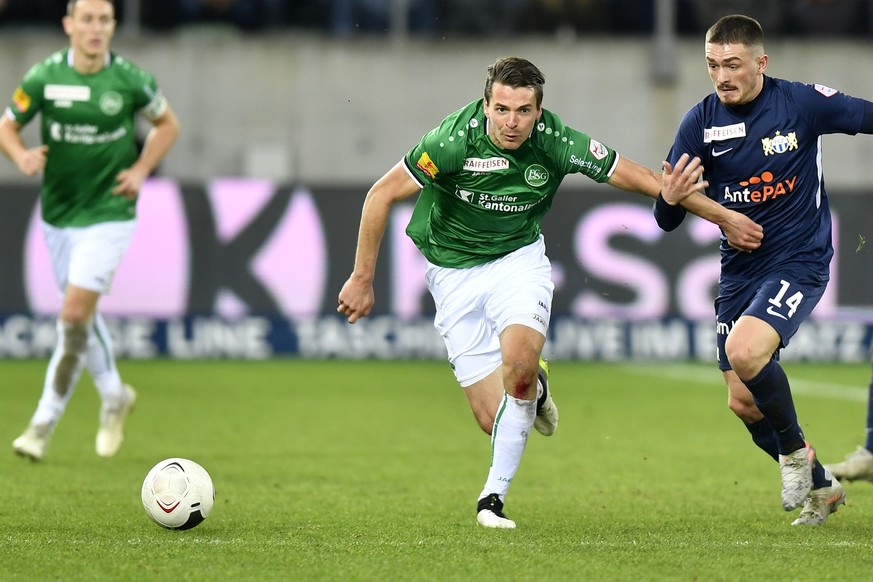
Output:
top-left (2, 359), bottom-right (873, 580)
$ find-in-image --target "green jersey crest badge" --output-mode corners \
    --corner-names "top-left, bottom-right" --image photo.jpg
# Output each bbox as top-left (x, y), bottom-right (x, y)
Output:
top-left (99, 91), bottom-right (123, 116)
top-left (524, 164), bottom-right (549, 187)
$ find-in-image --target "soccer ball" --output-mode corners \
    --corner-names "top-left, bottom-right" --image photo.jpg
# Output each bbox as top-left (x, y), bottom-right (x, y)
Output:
top-left (141, 458), bottom-right (215, 530)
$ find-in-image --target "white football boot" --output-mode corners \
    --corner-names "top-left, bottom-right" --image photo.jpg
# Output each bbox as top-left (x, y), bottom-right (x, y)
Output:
top-left (13, 423), bottom-right (54, 461)
top-left (96, 384), bottom-right (137, 457)
top-left (476, 494), bottom-right (516, 529)
top-left (825, 447), bottom-right (873, 483)
top-left (780, 442), bottom-right (815, 511)
top-left (792, 478), bottom-right (846, 526)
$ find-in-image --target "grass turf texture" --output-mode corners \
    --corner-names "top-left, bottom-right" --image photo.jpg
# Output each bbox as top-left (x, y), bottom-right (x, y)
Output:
top-left (2, 359), bottom-right (873, 581)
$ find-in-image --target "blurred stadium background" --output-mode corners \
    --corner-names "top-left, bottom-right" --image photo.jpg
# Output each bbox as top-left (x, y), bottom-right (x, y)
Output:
top-left (1, 0), bottom-right (873, 361)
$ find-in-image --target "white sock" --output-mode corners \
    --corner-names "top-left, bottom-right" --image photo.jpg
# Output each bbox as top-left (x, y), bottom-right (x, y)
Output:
top-left (86, 314), bottom-right (124, 403)
top-left (479, 394), bottom-right (536, 501)
top-left (31, 320), bottom-right (87, 427)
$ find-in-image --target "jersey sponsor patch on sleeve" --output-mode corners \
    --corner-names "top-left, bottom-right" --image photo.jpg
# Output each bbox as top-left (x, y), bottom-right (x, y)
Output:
top-left (813, 84), bottom-right (838, 97)
top-left (416, 152), bottom-right (440, 179)
top-left (588, 139), bottom-right (608, 160)
top-left (12, 87), bottom-right (31, 113)
top-left (140, 92), bottom-right (168, 120)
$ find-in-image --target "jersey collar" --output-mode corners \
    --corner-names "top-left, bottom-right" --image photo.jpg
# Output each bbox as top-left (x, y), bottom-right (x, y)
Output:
top-left (67, 49), bottom-right (111, 70)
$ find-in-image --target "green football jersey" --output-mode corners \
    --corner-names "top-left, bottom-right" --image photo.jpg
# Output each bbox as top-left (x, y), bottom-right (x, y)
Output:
top-left (404, 99), bottom-right (618, 268)
top-left (6, 49), bottom-right (167, 227)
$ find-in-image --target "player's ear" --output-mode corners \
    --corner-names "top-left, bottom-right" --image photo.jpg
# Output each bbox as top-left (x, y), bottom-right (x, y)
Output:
top-left (757, 54), bottom-right (768, 73)
top-left (62, 15), bottom-right (73, 35)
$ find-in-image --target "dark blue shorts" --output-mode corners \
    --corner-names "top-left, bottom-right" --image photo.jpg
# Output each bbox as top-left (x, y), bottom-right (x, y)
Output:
top-left (715, 268), bottom-right (828, 371)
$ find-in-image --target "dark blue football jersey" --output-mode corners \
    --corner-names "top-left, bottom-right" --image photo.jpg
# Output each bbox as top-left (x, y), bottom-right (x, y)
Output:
top-left (667, 75), bottom-right (866, 282)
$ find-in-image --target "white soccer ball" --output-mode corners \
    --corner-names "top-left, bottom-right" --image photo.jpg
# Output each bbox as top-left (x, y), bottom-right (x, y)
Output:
top-left (141, 458), bottom-right (215, 530)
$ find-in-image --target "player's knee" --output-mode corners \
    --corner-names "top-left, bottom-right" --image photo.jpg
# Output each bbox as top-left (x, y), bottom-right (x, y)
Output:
top-left (724, 337), bottom-right (743, 367)
top-left (724, 340), bottom-right (756, 379)
top-left (60, 305), bottom-right (92, 325)
top-left (502, 359), bottom-right (538, 400)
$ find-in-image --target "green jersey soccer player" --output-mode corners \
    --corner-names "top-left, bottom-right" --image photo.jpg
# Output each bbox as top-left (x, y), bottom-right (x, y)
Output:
top-left (0, 0), bottom-right (180, 462)
top-left (338, 56), bottom-right (761, 528)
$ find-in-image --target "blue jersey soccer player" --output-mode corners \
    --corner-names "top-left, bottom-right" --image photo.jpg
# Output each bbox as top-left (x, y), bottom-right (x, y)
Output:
top-left (655, 14), bottom-right (873, 526)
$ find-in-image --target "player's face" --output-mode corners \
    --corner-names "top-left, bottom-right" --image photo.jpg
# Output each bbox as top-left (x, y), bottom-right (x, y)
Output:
top-left (705, 43), bottom-right (767, 106)
top-left (64, 0), bottom-right (116, 59)
top-left (484, 83), bottom-right (542, 151)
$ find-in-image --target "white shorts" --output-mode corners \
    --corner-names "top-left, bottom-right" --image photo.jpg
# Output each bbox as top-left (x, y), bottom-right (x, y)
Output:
top-left (426, 235), bottom-right (554, 388)
top-left (42, 219), bottom-right (137, 294)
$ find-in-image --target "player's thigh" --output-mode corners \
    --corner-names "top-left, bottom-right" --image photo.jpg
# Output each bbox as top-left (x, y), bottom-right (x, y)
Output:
top-left (67, 220), bottom-right (137, 293)
top-left (427, 261), bottom-right (501, 388)
top-left (427, 237), bottom-right (553, 388)
top-left (486, 235), bottom-right (554, 337)
top-left (742, 273), bottom-right (826, 347)
top-left (41, 221), bottom-right (75, 292)
top-left (715, 271), bottom-right (826, 371)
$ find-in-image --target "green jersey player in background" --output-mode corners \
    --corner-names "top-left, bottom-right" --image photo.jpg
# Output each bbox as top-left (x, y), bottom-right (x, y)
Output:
top-left (338, 56), bottom-right (762, 528)
top-left (0, 0), bottom-right (180, 461)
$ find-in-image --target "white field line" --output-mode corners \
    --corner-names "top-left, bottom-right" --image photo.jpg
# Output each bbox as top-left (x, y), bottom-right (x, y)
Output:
top-left (623, 364), bottom-right (868, 403)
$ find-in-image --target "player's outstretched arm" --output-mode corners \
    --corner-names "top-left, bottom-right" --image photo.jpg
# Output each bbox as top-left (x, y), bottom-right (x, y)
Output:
top-left (338, 161), bottom-right (420, 324)
top-left (662, 154), bottom-right (762, 252)
top-left (605, 155), bottom-right (662, 198)
top-left (608, 153), bottom-right (762, 252)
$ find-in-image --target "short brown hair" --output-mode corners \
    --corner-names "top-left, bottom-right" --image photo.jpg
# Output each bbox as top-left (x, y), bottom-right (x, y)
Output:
top-left (706, 14), bottom-right (764, 50)
top-left (484, 57), bottom-right (546, 107)
top-left (67, 0), bottom-right (115, 17)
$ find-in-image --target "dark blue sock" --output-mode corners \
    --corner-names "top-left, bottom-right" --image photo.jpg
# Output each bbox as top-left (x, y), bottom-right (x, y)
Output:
top-left (866, 366), bottom-right (873, 452)
top-left (744, 360), bottom-right (805, 455)
top-left (744, 416), bottom-right (831, 487)
top-left (812, 458), bottom-right (831, 489)
top-left (744, 417), bottom-right (778, 461)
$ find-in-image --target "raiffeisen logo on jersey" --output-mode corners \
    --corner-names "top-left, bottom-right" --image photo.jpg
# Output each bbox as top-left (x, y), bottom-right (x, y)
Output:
top-left (463, 157), bottom-right (509, 172)
top-left (722, 171), bottom-right (798, 204)
top-left (704, 123), bottom-right (746, 143)
top-left (762, 131), bottom-right (797, 156)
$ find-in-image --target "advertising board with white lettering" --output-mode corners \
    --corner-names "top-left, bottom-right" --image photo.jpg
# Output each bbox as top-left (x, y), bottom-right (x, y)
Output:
top-left (1, 180), bottom-right (871, 360)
